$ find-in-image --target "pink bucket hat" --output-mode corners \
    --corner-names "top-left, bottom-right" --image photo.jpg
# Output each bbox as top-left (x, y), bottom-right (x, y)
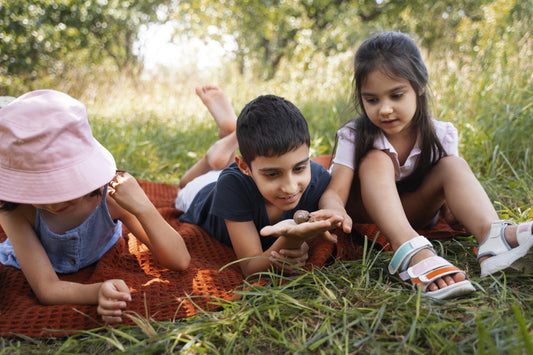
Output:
top-left (0, 90), bottom-right (116, 204)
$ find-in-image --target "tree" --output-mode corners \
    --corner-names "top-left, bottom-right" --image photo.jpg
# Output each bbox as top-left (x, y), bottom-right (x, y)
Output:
top-left (0, 0), bottom-right (173, 92)
top-left (171, 0), bottom-right (511, 78)
top-left (173, 0), bottom-right (361, 79)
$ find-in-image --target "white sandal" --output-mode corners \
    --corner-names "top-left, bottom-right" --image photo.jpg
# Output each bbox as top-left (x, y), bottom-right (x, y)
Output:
top-left (389, 236), bottom-right (476, 300)
top-left (477, 220), bottom-right (533, 277)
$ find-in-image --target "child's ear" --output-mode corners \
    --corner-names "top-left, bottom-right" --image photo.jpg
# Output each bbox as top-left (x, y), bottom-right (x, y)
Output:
top-left (235, 156), bottom-right (251, 176)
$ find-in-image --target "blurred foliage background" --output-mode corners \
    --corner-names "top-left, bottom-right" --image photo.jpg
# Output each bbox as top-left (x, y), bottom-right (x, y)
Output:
top-left (1, 0), bottom-right (532, 209)
top-left (1, 3), bottom-right (532, 352)
top-left (2, 0), bottom-right (530, 93)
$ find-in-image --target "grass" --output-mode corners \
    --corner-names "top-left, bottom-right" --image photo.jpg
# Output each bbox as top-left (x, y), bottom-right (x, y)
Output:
top-left (2, 237), bottom-right (532, 353)
top-left (1, 24), bottom-right (532, 355)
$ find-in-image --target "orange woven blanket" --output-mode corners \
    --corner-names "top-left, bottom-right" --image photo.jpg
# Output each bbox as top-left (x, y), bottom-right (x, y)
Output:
top-left (0, 176), bottom-right (335, 337)
top-left (0, 156), bottom-right (467, 337)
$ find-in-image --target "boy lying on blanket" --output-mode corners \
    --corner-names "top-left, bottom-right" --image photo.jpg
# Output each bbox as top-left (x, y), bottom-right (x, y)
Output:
top-left (176, 86), bottom-right (343, 277)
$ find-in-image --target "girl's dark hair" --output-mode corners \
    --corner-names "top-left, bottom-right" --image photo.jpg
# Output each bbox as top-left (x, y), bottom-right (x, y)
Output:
top-left (0, 188), bottom-right (102, 212)
top-left (343, 31), bottom-right (446, 191)
top-left (0, 201), bottom-right (19, 211)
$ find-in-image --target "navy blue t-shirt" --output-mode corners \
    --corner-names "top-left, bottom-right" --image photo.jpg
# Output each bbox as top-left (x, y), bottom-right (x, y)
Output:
top-left (179, 160), bottom-right (331, 250)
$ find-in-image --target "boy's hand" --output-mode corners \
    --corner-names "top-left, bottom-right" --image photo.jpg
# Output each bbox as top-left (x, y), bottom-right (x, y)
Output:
top-left (259, 209), bottom-right (343, 243)
top-left (108, 171), bottom-right (153, 215)
top-left (270, 242), bottom-right (309, 274)
top-left (97, 279), bottom-right (131, 324)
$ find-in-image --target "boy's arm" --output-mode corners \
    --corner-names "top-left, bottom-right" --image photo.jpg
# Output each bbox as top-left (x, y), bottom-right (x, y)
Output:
top-left (225, 219), bottom-right (310, 277)
top-left (318, 164), bottom-right (354, 233)
top-left (0, 208), bottom-right (130, 323)
top-left (108, 172), bottom-right (191, 271)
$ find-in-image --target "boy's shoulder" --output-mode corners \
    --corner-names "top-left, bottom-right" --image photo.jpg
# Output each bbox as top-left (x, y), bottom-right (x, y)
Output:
top-left (216, 162), bottom-right (256, 193)
top-left (310, 159), bottom-right (328, 172)
top-left (309, 159), bottom-right (331, 188)
top-left (219, 161), bottom-right (245, 180)
top-left (307, 159), bottom-right (330, 177)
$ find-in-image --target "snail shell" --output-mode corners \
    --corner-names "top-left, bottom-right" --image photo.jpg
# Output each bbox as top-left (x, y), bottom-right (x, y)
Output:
top-left (294, 210), bottom-right (315, 224)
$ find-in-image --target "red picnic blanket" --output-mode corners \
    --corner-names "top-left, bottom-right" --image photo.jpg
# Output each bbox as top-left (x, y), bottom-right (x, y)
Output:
top-left (0, 155), bottom-right (467, 337)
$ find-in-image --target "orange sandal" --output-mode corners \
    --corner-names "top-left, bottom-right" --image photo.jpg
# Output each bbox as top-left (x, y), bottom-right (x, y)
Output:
top-left (389, 236), bottom-right (475, 299)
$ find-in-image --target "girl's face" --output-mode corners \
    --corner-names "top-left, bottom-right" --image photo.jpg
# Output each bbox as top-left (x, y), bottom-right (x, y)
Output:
top-left (33, 196), bottom-right (85, 215)
top-left (360, 70), bottom-right (418, 140)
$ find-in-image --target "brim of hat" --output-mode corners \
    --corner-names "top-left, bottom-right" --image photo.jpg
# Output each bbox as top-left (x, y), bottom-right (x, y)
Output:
top-left (0, 139), bottom-right (117, 205)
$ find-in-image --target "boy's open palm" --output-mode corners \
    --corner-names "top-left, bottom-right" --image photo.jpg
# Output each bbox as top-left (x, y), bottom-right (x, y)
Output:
top-left (260, 210), bottom-right (342, 243)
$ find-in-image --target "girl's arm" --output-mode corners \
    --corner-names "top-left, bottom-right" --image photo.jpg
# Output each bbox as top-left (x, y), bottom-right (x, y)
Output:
top-left (0, 207), bottom-right (130, 323)
top-left (318, 163), bottom-right (354, 233)
top-left (107, 172), bottom-right (191, 271)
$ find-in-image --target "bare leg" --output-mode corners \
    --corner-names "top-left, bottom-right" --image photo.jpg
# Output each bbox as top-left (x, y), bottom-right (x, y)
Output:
top-left (195, 86), bottom-right (237, 138)
top-left (408, 156), bottom-right (521, 261)
top-left (399, 155), bottom-right (528, 267)
top-left (179, 133), bottom-right (238, 189)
top-left (358, 152), bottom-right (528, 286)
top-left (179, 86), bottom-right (239, 189)
top-left (357, 151), bottom-right (465, 292)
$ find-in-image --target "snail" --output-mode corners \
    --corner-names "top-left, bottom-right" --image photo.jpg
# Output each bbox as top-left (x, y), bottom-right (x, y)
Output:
top-left (293, 210), bottom-right (315, 224)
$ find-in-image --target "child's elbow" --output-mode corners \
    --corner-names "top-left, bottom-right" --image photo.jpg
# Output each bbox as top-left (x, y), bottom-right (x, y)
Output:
top-left (177, 253), bottom-right (191, 271)
top-left (162, 253), bottom-right (191, 272)
top-left (34, 290), bottom-right (58, 306)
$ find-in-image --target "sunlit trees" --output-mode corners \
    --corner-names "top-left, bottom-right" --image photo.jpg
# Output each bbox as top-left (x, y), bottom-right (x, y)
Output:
top-left (171, 0), bottom-right (511, 78)
top-left (1, 0), bottom-right (530, 91)
top-left (0, 0), bottom-right (173, 91)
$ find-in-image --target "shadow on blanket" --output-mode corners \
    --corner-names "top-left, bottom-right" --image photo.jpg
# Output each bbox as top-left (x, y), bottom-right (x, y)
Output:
top-left (0, 155), bottom-right (468, 337)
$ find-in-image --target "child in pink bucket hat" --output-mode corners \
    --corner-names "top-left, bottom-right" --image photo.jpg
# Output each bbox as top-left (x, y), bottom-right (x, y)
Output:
top-left (0, 90), bottom-right (190, 323)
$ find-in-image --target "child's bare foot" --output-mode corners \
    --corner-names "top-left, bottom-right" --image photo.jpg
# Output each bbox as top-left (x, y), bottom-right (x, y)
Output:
top-left (195, 86), bottom-right (237, 138)
top-left (205, 132), bottom-right (239, 171)
top-left (410, 248), bottom-right (466, 292)
top-left (389, 236), bottom-right (475, 299)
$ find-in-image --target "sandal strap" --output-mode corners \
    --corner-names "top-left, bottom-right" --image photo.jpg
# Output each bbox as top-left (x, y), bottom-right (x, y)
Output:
top-left (477, 220), bottom-right (515, 261)
top-left (399, 255), bottom-right (464, 286)
top-left (516, 221), bottom-right (533, 245)
top-left (388, 235), bottom-right (433, 274)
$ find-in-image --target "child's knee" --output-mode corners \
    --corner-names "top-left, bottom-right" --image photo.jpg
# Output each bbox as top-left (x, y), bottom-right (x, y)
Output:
top-left (436, 155), bottom-right (471, 172)
top-left (359, 149), bottom-right (394, 170)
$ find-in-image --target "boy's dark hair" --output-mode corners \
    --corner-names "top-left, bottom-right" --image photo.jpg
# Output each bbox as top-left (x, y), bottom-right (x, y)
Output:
top-left (236, 95), bottom-right (310, 166)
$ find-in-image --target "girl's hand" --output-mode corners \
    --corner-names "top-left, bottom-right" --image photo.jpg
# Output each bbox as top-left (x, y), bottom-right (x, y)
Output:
top-left (108, 171), bottom-right (152, 215)
top-left (107, 171), bottom-right (191, 272)
top-left (312, 209), bottom-right (351, 234)
top-left (97, 279), bottom-right (131, 324)
top-left (270, 242), bottom-right (310, 274)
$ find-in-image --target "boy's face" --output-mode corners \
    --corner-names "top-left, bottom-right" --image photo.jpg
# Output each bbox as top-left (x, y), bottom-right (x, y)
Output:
top-left (237, 144), bottom-right (311, 212)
